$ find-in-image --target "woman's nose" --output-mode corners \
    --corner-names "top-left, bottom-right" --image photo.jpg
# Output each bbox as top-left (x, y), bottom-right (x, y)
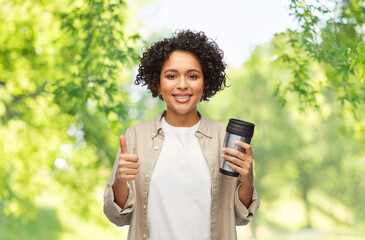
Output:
top-left (177, 77), bottom-right (188, 89)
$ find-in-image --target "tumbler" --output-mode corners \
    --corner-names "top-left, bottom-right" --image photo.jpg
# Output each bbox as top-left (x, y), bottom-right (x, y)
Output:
top-left (220, 118), bottom-right (255, 177)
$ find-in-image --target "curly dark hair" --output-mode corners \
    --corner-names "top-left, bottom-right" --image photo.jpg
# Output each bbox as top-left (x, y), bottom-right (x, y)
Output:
top-left (135, 30), bottom-right (227, 101)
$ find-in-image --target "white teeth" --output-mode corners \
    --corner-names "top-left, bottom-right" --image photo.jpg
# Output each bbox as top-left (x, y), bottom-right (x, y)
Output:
top-left (175, 95), bottom-right (190, 99)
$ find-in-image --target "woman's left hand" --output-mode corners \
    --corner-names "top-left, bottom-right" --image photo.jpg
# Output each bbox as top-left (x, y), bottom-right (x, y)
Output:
top-left (221, 141), bottom-right (254, 187)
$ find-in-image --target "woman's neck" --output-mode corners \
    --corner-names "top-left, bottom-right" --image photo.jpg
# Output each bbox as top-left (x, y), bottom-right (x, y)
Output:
top-left (164, 110), bottom-right (200, 127)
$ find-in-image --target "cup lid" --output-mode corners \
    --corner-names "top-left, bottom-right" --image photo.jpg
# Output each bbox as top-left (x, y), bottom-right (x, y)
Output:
top-left (226, 118), bottom-right (255, 137)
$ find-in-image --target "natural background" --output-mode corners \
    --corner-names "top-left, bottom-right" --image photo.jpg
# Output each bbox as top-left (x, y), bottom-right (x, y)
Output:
top-left (1, 0), bottom-right (364, 239)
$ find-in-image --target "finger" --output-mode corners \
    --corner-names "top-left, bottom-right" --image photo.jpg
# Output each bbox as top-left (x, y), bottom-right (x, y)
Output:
top-left (119, 167), bottom-right (139, 175)
top-left (221, 153), bottom-right (250, 168)
top-left (119, 153), bottom-right (138, 162)
top-left (226, 161), bottom-right (242, 174)
top-left (118, 161), bottom-right (140, 169)
top-left (120, 135), bottom-right (128, 154)
top-left (221, 153), bottom-right (242, 164)
top-left (235, 141), bottom-right (253, 156)
top-left (222, 148), bottom-right (245, 160)
top-left (226, 161), bottom-right (251, 176)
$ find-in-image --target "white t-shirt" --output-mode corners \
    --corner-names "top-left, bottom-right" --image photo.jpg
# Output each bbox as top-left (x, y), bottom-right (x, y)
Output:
top-left (147, 117), bottom-right (212, 240)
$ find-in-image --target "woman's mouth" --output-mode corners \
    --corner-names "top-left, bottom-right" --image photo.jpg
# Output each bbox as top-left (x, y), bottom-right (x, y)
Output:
top-left (173, 94), bottom-right (192, 102)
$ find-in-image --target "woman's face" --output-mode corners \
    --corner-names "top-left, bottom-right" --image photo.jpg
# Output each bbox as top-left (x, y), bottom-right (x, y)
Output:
top-left (159, 50), bottom-right (204, 119)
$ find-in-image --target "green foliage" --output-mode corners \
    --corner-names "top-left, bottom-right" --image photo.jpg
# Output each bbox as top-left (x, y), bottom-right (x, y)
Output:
top-left (55, 0), bottom-right (140, 117)
top-left (276, 0), bottom-right (365, 111)
top-left (0, 0), bottom-right (141, 223)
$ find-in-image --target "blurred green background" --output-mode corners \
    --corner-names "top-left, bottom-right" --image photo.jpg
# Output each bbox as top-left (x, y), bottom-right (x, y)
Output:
top-left (0, 0), bottom-right (364, 239)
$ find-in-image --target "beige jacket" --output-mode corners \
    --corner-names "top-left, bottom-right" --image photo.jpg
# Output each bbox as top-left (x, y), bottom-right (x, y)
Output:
top-left (104, 111), bottom-right (260, 240)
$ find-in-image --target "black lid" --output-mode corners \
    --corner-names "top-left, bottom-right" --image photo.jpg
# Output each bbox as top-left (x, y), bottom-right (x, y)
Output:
top-left (226, 118), bottom-right (255, 138)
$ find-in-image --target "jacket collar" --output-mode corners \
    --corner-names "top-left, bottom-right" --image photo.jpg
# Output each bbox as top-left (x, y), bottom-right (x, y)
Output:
top-left (151, 110), bottom-right (212, 139)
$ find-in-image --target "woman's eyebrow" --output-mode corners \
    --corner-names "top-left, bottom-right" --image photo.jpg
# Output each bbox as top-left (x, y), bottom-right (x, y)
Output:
top-left (163, 69), bottom-right (201, 74)
top-left (163, 69), bottom-right (178, 74)
top-left (186, 69), bottom-right (201, 73)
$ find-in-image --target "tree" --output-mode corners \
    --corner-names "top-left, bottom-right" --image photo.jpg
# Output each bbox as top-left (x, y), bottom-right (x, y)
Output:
top-left (273, 2), bottom-right (365, 231)
top-left (275, 0), bottom-right (365, 114)
top-left (0, 0), bottom-right (141, 224)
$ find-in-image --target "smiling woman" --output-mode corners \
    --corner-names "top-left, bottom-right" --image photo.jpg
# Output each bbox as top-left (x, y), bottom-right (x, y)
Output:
top-left (103, 30), bottom-right (260, 240)
top-left (135, 30), bottom-right (227, 101)
top-left (158, 50), bottom-right (204, 126)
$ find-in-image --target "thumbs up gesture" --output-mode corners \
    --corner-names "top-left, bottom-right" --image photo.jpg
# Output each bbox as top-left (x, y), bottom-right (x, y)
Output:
top-left (115, 135), bottom-right (140, 183)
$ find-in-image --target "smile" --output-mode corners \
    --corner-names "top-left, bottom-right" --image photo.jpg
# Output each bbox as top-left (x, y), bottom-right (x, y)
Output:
top-left (175, 95), bottom-right (190, 99)
top-left (173, 94), bottom-right (192, 102)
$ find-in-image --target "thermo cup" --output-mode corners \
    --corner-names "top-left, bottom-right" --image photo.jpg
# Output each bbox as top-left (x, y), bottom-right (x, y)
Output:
top-left (220, 118), bottom-right (255, 177)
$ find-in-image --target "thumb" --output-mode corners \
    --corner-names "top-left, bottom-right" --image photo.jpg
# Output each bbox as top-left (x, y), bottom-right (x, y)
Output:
top-left (119, 135), bottom-right (128, 154)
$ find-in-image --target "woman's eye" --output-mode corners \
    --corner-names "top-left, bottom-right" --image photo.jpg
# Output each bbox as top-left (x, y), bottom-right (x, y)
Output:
top-left (167, 75), bottom-right (176, 79)
top-left (189, 75), bottom-right (198, 79)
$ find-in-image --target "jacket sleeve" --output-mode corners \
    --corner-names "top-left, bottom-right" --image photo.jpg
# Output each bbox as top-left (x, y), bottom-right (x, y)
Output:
top-left (234, 182), bottom-right (260, 226)
top-left (103, 129), bottom-right (136, 226)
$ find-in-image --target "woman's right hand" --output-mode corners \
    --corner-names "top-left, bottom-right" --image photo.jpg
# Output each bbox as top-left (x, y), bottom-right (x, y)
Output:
top-left (116, 135), bottom-right (140, 183)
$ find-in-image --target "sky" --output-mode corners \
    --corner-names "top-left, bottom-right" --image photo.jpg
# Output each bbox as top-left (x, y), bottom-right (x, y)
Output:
top-left (135, 0), bottom-right (297, 67)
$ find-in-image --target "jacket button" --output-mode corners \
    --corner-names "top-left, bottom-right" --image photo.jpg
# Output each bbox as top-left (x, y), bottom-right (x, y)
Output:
top-left (154, 145), bottom-right (159, 150)
top-left (143, 234), bottom-right (147, 239)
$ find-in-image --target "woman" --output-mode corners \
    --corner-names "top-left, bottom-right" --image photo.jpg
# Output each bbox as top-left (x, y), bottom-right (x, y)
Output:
top-left (104, 30), bottom-right (259, 240)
